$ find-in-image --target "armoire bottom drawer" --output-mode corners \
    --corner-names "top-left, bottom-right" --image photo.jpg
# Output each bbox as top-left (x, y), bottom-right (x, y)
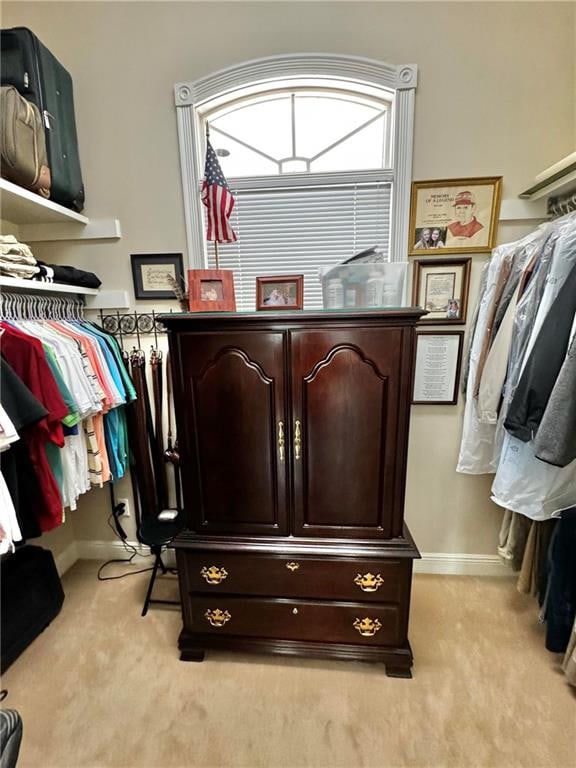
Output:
top-left (182, 552), bottom-right (410, 603)
top-left (188, 595), bottom-right (402, 646)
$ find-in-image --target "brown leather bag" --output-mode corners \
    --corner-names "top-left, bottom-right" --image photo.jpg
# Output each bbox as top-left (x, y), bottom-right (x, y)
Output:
top-left (0, 85), bottom-right (51, 198)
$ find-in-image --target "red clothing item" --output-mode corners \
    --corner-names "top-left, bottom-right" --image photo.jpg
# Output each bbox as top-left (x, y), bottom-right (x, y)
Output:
top-left (1, 323), bottom-right (68, 531)
top-left (448, 217), bottom-right (484, 238)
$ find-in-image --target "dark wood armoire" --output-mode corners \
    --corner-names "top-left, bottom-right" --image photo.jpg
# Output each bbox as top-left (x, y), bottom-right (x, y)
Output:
top-left (162, 309), bottom-right (423, 677)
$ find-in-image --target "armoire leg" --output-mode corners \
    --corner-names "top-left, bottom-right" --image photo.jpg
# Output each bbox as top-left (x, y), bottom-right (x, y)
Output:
top-left (385, 663), bottom-right (412, 679)
top-left (180, 649), bottom-right (205, 662)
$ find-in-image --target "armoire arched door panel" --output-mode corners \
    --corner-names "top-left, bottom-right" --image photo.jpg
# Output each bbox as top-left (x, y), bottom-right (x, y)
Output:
top-left (175, 331), bottom-right (288, 535)
top-left (290, 329), bottom-right (405, 539)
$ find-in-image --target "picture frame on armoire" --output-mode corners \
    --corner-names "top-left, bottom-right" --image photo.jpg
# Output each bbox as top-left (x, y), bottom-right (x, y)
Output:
top-left (187, 269), bottom-right (236, 312)
top-left (256, 275), bottom-right (304, 310)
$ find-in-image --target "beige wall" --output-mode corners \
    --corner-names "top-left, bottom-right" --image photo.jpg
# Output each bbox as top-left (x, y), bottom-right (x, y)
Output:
top-left (4, 2), bottom-right (575, 558)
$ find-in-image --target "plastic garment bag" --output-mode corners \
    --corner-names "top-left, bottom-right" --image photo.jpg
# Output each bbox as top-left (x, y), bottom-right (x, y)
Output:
top-left (491, 229), bottom-right (559, 466)
top-left (490, 221), bottom-right (576, 519)
top-left (456, 230), bottom-right (543, 474)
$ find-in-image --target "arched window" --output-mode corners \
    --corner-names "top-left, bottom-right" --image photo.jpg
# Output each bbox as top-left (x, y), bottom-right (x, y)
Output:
top-left (175, 55), bottom-right (417, 309)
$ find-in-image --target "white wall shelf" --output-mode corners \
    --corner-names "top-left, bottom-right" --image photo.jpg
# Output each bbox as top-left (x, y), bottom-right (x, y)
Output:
top-left (0, 178), bottom-right (121, 241)
top-left (519, 151), bottom-right (576, 200)
top-left (0, 275), bottom-right (99, 296)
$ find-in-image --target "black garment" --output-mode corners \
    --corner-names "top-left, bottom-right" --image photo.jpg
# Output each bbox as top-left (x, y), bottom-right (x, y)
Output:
top-left (0, 357), bottom-right (48, 539)
top-left (1, 356), bottom-right (47, 431)
top-left (504, 261), bottom-right (576, 442)
top-left (35, 261), bottom-right (101, 289)
top-left (533, 333), bottom-right (576, 468)
top-left (544, 509), bottom-right (576, 653)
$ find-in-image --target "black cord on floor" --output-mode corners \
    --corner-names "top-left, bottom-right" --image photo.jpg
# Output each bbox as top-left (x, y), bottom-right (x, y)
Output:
top-left (97, 514), bottom-right (154, 581)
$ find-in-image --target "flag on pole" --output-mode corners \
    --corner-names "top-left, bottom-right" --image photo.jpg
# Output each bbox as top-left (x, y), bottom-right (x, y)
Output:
top-left (201, 140), bottom-right (237, 243)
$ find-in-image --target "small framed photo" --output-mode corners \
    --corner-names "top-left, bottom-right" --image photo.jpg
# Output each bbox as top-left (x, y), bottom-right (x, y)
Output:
top-left (131, 253), bottom-right (184, 300)
top-left (412, 258), bottom-right (471, 324)
top-left (412, 331), bottom-right (464, 405)
top-left (256, 275), bottom-right (304, 310)
top-left (188, 269), bottom-right (236, 312)
top-left (408, 177), bottom-right (502, 255)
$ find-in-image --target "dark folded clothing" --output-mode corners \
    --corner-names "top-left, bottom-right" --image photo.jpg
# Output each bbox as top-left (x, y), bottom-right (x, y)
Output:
top-left (35, 261), bottom-right (101, 289)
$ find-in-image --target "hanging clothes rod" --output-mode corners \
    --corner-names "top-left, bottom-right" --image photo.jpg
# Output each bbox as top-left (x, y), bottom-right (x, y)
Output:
top-left (0, 291), bottom-right (85, 321)
top-left (548, 190), bottom-right (576, 219)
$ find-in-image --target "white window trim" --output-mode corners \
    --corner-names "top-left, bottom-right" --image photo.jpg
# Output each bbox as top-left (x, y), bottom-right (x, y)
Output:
top-left (174, 54), bottom-right (417, 268)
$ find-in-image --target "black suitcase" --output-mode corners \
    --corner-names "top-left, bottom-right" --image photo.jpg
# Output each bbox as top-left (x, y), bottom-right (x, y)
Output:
top-left (1, 27), bottom-right (85, 211)
top-left (1, 545), bottom-right (65, 673)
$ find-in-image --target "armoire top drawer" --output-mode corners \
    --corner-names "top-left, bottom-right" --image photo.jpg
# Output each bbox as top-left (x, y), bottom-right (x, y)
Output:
top-left (180, 551), bottom-right (411, 603)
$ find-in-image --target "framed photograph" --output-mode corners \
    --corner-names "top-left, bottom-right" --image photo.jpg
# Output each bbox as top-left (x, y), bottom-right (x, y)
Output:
top-left (412, 331), bottom-right (464, 405)
top-left (131, 253), bottom-right (184, 300)
top-left (188, 269), bottom-right (236, 312)
top-left (412, 258), bottom-right (471, 324)
top-left (408, 177), bottom-right (502, 255)
top-left (256, 275), bottom-right (304, 310)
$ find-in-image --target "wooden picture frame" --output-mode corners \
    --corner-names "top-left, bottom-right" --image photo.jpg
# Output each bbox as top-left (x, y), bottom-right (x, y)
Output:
top-left (188, 269), bottom-right (236, 312)
top-left (408, 177), bottom-right (502, 255)
top-left (131, 253), bottom-right (184, 300)
top-left (412, 258), bottom-right (471, 324)
top-left (412, 331), bottom-right (464, 405)
top-left (256, 275), bottom-right (304, 310)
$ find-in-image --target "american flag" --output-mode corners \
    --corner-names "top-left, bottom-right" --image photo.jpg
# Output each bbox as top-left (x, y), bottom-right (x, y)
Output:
top-left (201, 140), bottom-right (237, 243)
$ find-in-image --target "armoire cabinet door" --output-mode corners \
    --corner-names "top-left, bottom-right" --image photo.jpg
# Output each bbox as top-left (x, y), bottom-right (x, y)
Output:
top-left (290, 327), bottom-right (411, 539)
top-left (174, 331), bottom-right (288, 535)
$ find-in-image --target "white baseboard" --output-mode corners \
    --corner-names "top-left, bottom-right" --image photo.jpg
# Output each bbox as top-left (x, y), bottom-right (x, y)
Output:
top-left (54, 541), bottom-right (79, 576)
top-left (66, 540), bottom-right (511, 577)
top-left (76, 539), bottom-right (176, 567)
top-left (415, 552), bottom-right (512, 577)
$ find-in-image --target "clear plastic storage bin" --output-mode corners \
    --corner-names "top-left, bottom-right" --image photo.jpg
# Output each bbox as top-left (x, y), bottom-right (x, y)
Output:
top-left (320, 262), bottom-right (408, 309)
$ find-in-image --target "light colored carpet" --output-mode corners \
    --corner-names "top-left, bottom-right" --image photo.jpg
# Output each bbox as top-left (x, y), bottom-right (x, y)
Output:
top-left (2, 560), bottom-right (574, 768)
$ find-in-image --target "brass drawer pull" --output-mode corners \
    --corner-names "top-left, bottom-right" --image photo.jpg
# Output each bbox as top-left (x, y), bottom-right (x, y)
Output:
top-left (200, 565), bottom-right (228, 585)
top-left (286, 562), bottom-right (300, 572)
top-left (204, 608), bottom-right (231, 627)
top-left (354, 572), bottom-right (384, 592)
top-left (278, 420), bottom-right (285, 462)
top-left (353, 617), bottom-right (382, 637)
top-left (294, 419), bottom-right (302, 460)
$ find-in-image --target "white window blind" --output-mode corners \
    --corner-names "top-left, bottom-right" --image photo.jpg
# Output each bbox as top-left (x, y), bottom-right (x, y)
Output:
top-left (207, 181), bottom-right (392, 310)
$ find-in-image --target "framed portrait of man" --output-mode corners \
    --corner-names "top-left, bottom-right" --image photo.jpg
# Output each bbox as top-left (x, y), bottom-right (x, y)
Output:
top-left (408, 177), bottom-right (502, 255)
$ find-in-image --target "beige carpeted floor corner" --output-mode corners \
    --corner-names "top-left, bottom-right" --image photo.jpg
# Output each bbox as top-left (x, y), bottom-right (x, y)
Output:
top-left (2, 560), bottom-right (574, 768)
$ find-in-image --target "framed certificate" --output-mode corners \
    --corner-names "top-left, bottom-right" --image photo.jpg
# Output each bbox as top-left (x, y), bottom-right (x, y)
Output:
top-left (131, 253), bottom-right (184, 300)
top-left (412, 331), bottom-right (464, 405)
top-left (412, 258), bottom-right (471, 325)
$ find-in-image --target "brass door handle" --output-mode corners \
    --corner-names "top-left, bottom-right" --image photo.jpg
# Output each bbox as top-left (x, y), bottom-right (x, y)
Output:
top-left (200, 566), bottom-right (228, 585)
top-left (353, 617), bottom-right (382, 637)
top-left (278, 420), bottom-right (285, 462)
top-left (354, 572), bottom-right (384, 592)
top-left (294, 419), bottom-right (302, 461)
top-left (286, 562), bottom-right (300, 572)
top-left (204, 608), bottom-right (231, 627)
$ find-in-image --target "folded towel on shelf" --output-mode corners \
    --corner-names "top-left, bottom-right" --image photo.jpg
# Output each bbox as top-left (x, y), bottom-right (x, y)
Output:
top-left (0, 262), bottom-right (39, 279)
top-left (0, 235), bottom-right (38, 279)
